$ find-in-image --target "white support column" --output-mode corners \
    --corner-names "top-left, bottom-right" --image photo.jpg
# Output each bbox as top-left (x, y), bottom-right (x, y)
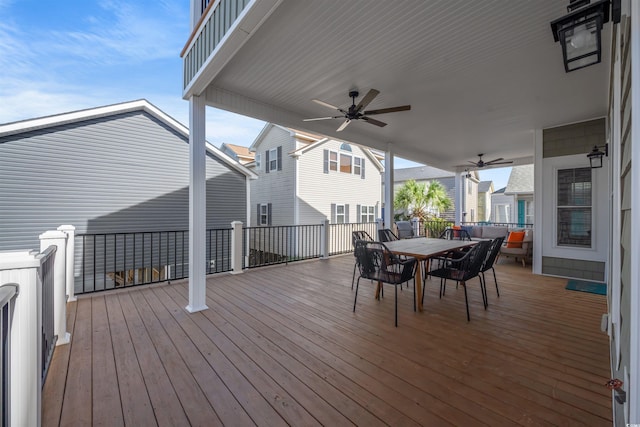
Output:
top-left (187, 95), bottom-right (208, 313)
top-left (455, 171), bottom-right (464, 225)
top-left (320, 219), bottom-right (330, 258)
top-left (0, 250), bottom-right (43, 427)
top-left (57, 225), bottom-right (76, 302)
top-left (411, 217), bottom-right (420, 236)
top-left (39, 230), bottom-right (70, 346)
top-left (230, 221), bottom-right (244, 274)
top-left (384, 149), bottom-right (394, 228)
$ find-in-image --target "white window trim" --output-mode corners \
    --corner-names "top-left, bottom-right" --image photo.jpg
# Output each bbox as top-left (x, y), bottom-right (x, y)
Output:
top-left (360, 205), bottom-right (375, 223)
top-left (335, 204), bottom-right (346, 224)
top-left (259, 203), bottom-right (269, 225)
top-left (555, 167), bottom-right (593, 249)
top-left (255, 153), bottom-right (261, 169)
top-left (328, 149), bottom-right (363, 175)
top-left (268, 148), bottom-right (278, 171)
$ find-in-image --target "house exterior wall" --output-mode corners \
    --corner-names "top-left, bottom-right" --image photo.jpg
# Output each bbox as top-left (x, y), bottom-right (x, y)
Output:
top-left (463, 178), bottom-right (479, 223)
top-left (539, 118), bottom-right (609, 281)
top-left (0, 110), bottom-right (247, 252)
top-left (491, 193), bottom-right (515, 223)
top-left (297, 139), bottom-right (381, 225)
top-left (477, 191), bottom-right (490, 222)
top-left (249, 125), bottom-right (295, 226)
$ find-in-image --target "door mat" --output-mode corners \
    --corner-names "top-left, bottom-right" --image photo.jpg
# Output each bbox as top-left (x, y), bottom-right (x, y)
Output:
top-left (565, 279), bottom-right (606, 295)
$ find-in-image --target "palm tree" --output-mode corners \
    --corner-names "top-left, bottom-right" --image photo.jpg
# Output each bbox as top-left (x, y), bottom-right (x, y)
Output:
top-left (394, 179), bottom-right (452, 220)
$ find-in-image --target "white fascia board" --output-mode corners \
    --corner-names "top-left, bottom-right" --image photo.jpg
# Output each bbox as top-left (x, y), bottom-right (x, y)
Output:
top-left (248, 123), bottom-right (276, 152)
top-left (205, 142), bottom-right (257, 179)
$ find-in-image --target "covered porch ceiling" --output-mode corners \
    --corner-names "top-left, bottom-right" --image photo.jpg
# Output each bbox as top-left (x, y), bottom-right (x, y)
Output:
top-left (190, 0), bottom-right (611, 172)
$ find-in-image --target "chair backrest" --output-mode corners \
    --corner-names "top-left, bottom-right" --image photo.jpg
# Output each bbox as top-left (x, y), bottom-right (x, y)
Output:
top-left (453, 240), bottom-right (492, 281)
top-left (395, 221), bottom-right (415, 239)
top-left (354, 240), bottom-right (416, 284)
top-left (352, 230), bottom-right (373, 248)
top-left (439, 228), bottom-right (454, 240)
top-left (481, 236), bottom-right (505, 272)
top-left (378, 229), bottom-right (399, 242)
top-left (439, 227), bottom-right (470, 241)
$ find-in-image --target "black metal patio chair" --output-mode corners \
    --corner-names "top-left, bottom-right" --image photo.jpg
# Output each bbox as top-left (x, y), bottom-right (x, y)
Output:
top-left (427, 240), bottom-right (492, 321)
top-left (353, 240), bottom-right (417, 327)
top-left (351, 230), bottom-right (374, 289)
top-left (480, 236), bottom-right (505, 297)
top-left (378, 228), bottom-right (399, 242)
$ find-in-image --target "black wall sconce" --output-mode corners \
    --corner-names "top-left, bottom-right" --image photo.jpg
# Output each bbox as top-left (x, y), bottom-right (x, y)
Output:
top-left (550, 0), bottom-right (621, 72)
top-left (587, 143), bottom-right (608, 168)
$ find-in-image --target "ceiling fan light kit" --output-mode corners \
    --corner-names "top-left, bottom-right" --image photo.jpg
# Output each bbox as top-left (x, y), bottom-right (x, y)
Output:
top-left (304, 89), bottom-right (411, 132)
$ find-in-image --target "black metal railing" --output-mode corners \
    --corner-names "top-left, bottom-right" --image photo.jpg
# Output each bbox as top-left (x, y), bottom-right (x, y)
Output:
top-left (1, 283), bottom-right (18, 426)
top-left (328, 222), bottom-right (378, 255)
top-left (243, 224), bottom-right (323, 268)
top-left (76, 228), bottom-right (232, 295)
top-left (39, 246), bottom-right (57, 383)
top-left (461, 221), bottom-right (534, 229)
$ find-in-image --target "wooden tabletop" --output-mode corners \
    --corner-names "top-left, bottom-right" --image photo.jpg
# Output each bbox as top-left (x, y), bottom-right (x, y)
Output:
top-left (383, 237), bottom-right (476, 259)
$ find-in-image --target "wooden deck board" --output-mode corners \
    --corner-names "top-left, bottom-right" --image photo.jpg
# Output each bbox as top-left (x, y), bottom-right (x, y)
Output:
top-left (43, 256), bottom-right (612, 426)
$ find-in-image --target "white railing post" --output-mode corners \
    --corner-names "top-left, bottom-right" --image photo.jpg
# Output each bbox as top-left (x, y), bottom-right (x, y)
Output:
top-left (320, 219), bottom-right (330, 259)
top-left (231, 221), bottom-right (244, 274)
top-left (376, 218), bottom-right (384, 231)
top-left (411, 217), bottom-right (420, 237)
top-left (0, 250), bottom-right (43, 427)
top-left (57, 225), bottom-right (76, 302)
top-left (39, 230), bottom-right (70, 346)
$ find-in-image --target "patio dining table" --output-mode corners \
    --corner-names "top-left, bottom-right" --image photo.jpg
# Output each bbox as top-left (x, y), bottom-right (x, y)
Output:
top-left (382, 237), bottom-right (477, 311)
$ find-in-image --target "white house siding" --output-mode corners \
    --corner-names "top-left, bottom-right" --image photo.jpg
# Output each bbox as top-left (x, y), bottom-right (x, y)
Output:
top-left (249, 125), bottom-right (295, 226)
top-left (0, 110), bottom-right (247, 252)
top-left (297, 140), bottom-right (381, 226)
top-left (491, 193), bottom-right (515, 223)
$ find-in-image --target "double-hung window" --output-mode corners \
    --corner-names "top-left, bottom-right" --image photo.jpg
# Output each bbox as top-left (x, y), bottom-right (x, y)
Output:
top-left (557, 167), bottom-right (591, 247)
top-left (335, 204), bottom-right (346, 224)
top-left (329, 151), bottom-right (338, 171)
top-left (269, 148), bottom-right (278, 171)
top-left (258, 203), bottom-right (272, 226)
top-left (354, 157), bottom-right (362, 175)
top-left (360, 205), bottom-right (375, 223)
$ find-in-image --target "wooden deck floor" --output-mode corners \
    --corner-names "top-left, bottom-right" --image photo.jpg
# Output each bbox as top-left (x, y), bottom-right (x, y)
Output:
top-left (43, 256), bottom-right (612, 426)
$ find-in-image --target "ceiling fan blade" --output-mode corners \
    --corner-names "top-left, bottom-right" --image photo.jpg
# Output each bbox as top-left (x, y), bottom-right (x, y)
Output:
top-left (467, 161), bottom-right (477, 165)
top-left (355, 89), bottom-right (380, 112)
top-left (485, 158), bottom-right (504, 164)
top-left (303, 116), bottom-right (342, 122)
top-left (486, 160), bottom-right (513, 165)
top-left (336, 119), bottom-right (351, 132)
top-left (312, 99), bottom-right (341, 110)
top-left (363, 105), bottom-right (411, 115)
top-left (361, 116), bottom-right (387, 127)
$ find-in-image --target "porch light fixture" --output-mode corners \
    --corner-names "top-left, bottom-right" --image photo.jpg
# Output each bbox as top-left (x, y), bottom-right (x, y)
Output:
top-left (587, 143), bottom-right (608, 168)
top-left (550, 0), bottom-right (620, 72)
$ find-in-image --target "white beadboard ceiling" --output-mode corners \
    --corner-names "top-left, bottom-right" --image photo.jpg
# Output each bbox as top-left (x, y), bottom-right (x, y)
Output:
top-left (195, 0), bottom-right (611, 171)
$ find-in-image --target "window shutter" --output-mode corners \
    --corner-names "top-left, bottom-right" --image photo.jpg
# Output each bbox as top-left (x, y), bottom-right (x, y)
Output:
top-left (356, 205), bottom-right (361, 223)
top-left (361, 158), bottom-right (365, 179)
top-left (323, 149), bottom-right (329, 174)
top-left (345, 204), bottom-right (349, 223)
top-left (277, 146), bottom-right (282, 171)
top-left (265, 150), bottom-right (270, 173)
top-left (257, 204), bottom-right (261, 225)
top-left (268, 203), bottom-right (272, 225)
top-left (331, 203), bottom-right (336, 223)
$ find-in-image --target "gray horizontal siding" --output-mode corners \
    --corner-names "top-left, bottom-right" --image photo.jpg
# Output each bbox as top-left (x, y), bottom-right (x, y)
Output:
top-left (0, 110), bottom-right (246, 251)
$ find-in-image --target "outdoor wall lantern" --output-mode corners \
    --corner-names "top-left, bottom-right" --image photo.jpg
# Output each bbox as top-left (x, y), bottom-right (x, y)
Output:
top-left (550, 0), bottom-right (620, 72)
top-left (587, 143), bottom-right (608, 168)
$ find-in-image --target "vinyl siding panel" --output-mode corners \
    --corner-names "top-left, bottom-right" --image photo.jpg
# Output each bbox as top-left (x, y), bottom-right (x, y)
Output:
top-left (297, 140), bottom-right (381, 224)
top-left (249, 125), bottom-right (295, 226)
top-left (0, 110), bottom-right (247, 251)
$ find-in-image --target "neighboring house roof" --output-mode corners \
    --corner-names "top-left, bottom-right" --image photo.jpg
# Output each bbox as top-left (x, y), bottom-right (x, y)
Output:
top-left (478, 180), bottom-right (493, 193)
top-left (250, 122), bottom-right (384, 172)
top-left (393, 165), bottom-right (454, 182)
top-left (504, 164), bottom-right (534, 194)
top-left (0, 99), bottom-right (256, 179)
top-left (220, 143), bottom-right (255, 164)
top-left (493, 187), bottom-right (507, 194)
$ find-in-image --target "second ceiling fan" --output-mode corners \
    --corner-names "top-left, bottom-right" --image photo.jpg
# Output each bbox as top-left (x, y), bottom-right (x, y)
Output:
top-left (303, 89), bottom-right (411, 132)
top-left (468, 154), bottom-right (513, 168)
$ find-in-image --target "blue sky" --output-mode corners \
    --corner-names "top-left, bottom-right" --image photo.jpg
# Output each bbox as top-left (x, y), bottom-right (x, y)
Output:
top-left (0, 0), bottom-right (510, 189)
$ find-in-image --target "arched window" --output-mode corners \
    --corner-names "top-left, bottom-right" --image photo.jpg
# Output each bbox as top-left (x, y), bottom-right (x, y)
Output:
top-left (340, 143), bottom-right (352, 152)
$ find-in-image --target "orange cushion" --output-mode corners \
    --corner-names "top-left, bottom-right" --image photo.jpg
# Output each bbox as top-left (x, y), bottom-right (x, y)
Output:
top-left (452, 225), bottom-right (461, 238)
top-left (506, 231), bottom-right (525, 248)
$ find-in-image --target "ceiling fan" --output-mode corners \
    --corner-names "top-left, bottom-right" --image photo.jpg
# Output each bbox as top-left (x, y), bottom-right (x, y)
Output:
top-left (303, 89), bottom-right (411, 132)
top-left (468, 154), bottom-right (513, 168)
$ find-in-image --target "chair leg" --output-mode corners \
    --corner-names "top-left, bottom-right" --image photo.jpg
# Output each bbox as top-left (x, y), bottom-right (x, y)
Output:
top-left (413, 280), bottom-right (416, 312)
top-left (479, 275), bottom-right (488, 309)
top-left (353, 277), bottom-right (360, 312)
top-left (395, 284), bottom-right (398, 327)
top-left (492, 267), bottom-right (499, 297)
top-left (463, 282), bottom-right (470, 321)
top-left (351, 263), bottom-right (357, 289)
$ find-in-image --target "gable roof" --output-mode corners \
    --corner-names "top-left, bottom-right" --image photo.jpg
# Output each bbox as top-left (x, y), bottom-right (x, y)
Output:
top-left (393, 165), bottom-right (455, 182)
top-left (493, 187), bottom-right (507, 194)
top-left (220, 143), bottom-right (255, 163)
top-left (505, 164), bottom-right (534, 194)
top-left (478, 181), bottom-right (493, 193)
top-left (0, 99), bottom-right (256, 179)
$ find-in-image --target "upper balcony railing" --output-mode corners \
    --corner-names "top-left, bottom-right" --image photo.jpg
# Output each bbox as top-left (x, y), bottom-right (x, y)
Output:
top-left (182, 0), bottom-right (250, 90)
